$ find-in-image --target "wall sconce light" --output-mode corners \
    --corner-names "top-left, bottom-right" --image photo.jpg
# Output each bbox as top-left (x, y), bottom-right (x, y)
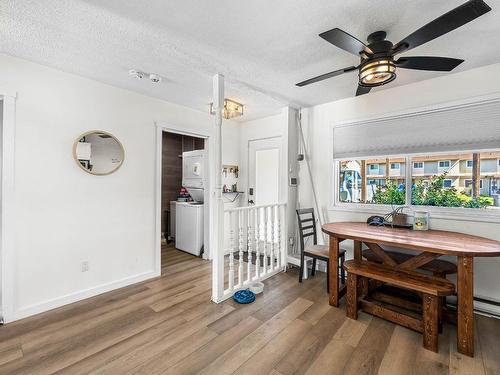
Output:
top-left (210, 99), bottom-right (244, 119)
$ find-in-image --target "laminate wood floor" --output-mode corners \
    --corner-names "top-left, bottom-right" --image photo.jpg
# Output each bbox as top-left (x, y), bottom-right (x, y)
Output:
top-left (1, 244), bottom-right (499, 374)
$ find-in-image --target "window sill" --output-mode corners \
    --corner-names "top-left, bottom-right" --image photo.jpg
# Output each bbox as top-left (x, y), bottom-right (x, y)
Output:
top-left (329, 203), bottom-right (500, 224)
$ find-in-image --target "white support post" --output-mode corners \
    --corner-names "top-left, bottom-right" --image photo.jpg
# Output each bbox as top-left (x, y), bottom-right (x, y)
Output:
top-left (211, 74), bottom-right (225, 302)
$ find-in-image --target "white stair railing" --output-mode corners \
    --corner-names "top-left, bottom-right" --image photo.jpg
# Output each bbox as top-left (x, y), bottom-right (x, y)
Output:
top-left (218, 202), bottom-right (287, 301)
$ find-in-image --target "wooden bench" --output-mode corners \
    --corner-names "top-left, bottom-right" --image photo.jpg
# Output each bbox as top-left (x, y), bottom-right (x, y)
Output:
top-left (343, 259), bottom-right (455, 352)
top-left (362, 249), bottom-right (457, 277)
top-left (363, 248), bottom-right (457, 328)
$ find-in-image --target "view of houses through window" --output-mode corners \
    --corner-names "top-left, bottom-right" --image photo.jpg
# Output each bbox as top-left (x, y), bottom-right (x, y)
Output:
top-left (338, 151), bottom-right (500, 209)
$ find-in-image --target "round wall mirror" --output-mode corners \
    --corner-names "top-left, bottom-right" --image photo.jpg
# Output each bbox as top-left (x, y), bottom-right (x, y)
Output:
top-left (73, 131), bottom-right (124, 175)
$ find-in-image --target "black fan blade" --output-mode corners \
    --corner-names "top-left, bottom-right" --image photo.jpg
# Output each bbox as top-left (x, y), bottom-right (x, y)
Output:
top-left (319, 28), bottom-right (373, 56)
top-left (395, 56), bottom-right (464, 71)
top-left (356, 85), bottom-right (371, 96)
top-left (393, 0), bottom-right (491, 54)
top-left (296, 66), bottom-right (357, 87)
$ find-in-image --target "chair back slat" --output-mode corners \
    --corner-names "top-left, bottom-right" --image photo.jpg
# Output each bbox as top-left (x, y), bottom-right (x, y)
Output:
top-left (296, 208), bottom-right (318, 255)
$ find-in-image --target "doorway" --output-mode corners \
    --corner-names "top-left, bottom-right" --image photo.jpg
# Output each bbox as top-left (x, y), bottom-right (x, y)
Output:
top-left (158, 128), bottom-right (209, 276)
top-left (248, 137), bottom-right (282, 206)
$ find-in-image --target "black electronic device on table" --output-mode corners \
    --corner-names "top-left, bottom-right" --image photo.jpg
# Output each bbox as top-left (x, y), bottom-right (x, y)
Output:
top-left (367, 216), bottom-right (385, 226)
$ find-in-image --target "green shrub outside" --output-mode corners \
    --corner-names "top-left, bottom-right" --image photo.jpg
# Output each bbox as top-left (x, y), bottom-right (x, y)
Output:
top-left (372, 173), bottom-right (492, 208)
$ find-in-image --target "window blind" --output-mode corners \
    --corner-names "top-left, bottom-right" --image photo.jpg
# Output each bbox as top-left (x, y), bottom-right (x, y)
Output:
top-left (332, 99), bottom-right (500, 159)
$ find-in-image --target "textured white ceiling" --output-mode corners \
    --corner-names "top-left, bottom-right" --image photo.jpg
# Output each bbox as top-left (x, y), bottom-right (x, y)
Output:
top-left (1, 0), bottom-right (499, 120)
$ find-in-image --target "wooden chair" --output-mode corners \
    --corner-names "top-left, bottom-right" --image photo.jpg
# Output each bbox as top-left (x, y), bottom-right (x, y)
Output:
top-left (343, 259), bottom-right (455, 352)
top-left (296, 208), bottom-right (346, 292)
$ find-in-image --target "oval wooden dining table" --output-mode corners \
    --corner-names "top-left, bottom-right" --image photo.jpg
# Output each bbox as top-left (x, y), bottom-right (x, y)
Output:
top-left (322, 221), bottom-right (500, 357)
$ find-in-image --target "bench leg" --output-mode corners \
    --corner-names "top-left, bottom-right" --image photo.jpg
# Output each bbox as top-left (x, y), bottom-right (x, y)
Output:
top-left (433, 271), bottom-right (447, 334)
top-left (438, 297), bottom-right (444, 334)
top-left (326, 262), bottom-right (330, 293)
top-left (359, 277), bottom-right (369, 299)
top-left (346, 272), bottom-right (358, 320)
top-left (340, 253), bottom-right (346, 284)
top-left (423, 294), bottom-right (439, 352)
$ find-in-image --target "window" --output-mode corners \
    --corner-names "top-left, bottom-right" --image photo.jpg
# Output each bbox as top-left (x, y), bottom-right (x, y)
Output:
top-left (465, 179), bottom-right (483, 189)
top-left (339, 159), bottom-right (405, 204)
top-left (368, 178), bottom-right (385, 187)
top-left (336, 151), bottom-right (500, 210)
top-left (466, 160), bottom-right (473, 168)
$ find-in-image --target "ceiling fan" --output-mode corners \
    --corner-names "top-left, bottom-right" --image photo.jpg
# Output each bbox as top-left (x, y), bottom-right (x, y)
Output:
top-left (296, 0), bottom-right (491, 96)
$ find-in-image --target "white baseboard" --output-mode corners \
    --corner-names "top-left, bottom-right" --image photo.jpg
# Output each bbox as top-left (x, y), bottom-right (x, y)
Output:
top-left (474, 300), bottom-right (500, 318)
top-left (287, 255), bottom-right (300, 266)
top-left (5, 270), bottom-right (160, 323)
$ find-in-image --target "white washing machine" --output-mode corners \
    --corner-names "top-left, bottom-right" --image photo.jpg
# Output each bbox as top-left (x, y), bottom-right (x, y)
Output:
top-left (175, 202), bottom-right (204, 256)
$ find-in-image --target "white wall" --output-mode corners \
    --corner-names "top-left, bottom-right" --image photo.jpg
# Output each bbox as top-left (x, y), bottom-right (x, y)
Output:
top-left (297, 63), bottom-right (500, 314)
top-left (0, 53), bottom-right (240, 322)
top-left (239, 107), bottom-right (298, 246)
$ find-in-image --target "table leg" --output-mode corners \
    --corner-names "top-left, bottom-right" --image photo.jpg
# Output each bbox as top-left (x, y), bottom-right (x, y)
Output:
top-left (329, 236), bottom-right (340, 307)
top-left (457, 255), bottom-right (474, 357)
top-left (353, 240), bottom-right (362, 261)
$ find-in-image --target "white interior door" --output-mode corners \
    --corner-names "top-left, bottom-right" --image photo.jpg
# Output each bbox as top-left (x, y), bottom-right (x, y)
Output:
top-left (248, 137), bottom-right (282, 206)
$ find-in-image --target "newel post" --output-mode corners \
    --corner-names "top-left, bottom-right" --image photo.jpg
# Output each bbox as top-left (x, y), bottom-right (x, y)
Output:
top-left (211, 74), bottom-right (225, 302)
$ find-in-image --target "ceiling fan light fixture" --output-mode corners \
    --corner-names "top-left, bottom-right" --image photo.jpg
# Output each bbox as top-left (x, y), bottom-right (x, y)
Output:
top-left (359, 58), bottom-right (396, 87)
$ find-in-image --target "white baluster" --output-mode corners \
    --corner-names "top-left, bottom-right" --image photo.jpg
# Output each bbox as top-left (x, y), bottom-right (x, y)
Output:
top-left (254, 207), bottom-right (260, 280)
top-left (269, 206), bottom-right (274, 272)
top-left (238, 210), bottom-right (244, 286)
top-left (262, 207), bottom-right (268, 275)
top-left (247, 208), bottom-right (253, 283)
top-left (275, 205), bottom-right (281, 269)
top-left (228, 211), bottom-right (235, 291)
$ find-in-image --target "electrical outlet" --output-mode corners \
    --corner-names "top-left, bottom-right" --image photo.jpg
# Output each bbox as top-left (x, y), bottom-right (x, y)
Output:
top-left (81, 261), bottom-right (89, 272)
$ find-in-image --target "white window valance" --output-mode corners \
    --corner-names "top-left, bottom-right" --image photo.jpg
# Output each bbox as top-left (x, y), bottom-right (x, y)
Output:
top-left (332, 98), bottom-right (500, 159)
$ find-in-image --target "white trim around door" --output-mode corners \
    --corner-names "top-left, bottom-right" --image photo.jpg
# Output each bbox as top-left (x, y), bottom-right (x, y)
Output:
top-left (1, 92), bottom-right (17, 323)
